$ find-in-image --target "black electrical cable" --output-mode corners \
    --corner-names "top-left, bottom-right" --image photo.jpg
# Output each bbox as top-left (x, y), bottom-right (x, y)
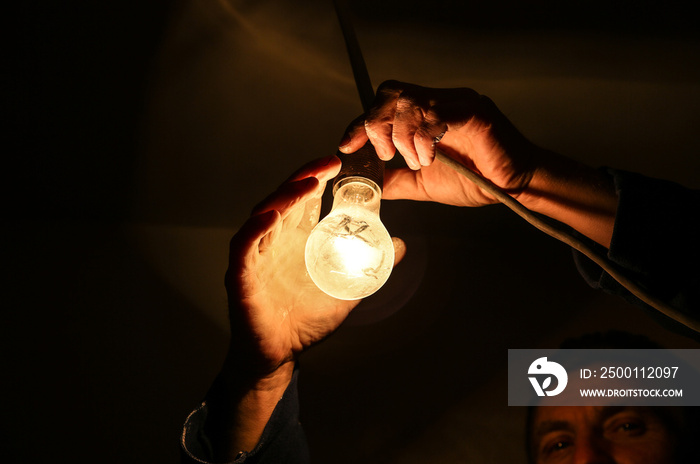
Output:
top-left (332, 0), bottom-right (700, 333)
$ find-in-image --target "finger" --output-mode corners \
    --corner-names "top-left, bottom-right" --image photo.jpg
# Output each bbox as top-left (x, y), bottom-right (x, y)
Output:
top-left (414, 108), bottom-right (448, 167)
top-left (391, 237), bottom-right (406, 267)
top-left (286, 155), bottom-right (342, 184)
top-left (251, 157), bottom-right (339, 242)
top-left (281, 194), bottom-right (310, 236)
top-left (251, 176), bottom-right (321, 221)
top-left (392, 95), bottom-right (424, 170)
top-left (255, 178), bottom-right (321, 252)
top-left (364, 80), bottom-right (405, 160)
top-left (299, 190), bottom-right (323, 232)
top-left (259, 215), bottom-right (283, 253)
top-left (338, 114), bottom-right (369, 154)
top-left (228, 209), bottom-right (281, 272)
top-left (425, 90), bottom-right (483, 135)
top-left (382, 168), bottom-right (430, 202)
top-left (284, 157), bottom-right (337, 231)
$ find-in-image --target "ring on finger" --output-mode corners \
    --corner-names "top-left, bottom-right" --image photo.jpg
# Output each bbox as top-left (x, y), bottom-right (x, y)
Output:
top-left (433, 131), bottom-right (446, 144)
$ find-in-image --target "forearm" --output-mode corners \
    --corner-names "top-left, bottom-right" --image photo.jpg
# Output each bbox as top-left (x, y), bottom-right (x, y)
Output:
top-left (202, 361), bottom-right (295, 461)
top-left (573, 169), bottom-right (700, 314)
top-left (518, 148), bottom-right (618, 248)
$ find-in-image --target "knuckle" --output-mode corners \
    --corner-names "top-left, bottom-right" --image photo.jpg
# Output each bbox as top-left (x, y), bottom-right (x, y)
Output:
top-left (363, 118), bottom-right (377, 136)
top-left (377, 79), bottom-right (402, 92)
top-left (414, 125), bottom-right (432, 140)
top-left (423, 107), bottom-right (442, 125)
top-left (396, 93), bottom-right (419, 111)
top-left (365, 108), bottom-right (381, 125)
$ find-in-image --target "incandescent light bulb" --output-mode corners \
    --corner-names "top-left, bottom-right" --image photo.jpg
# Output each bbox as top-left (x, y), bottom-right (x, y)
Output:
top-left (305, 145), bottom-right (394, 300)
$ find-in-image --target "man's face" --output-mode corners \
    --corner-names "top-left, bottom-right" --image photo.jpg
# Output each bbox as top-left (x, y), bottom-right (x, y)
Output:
top-left (530, 406), bottom-right (677, 463)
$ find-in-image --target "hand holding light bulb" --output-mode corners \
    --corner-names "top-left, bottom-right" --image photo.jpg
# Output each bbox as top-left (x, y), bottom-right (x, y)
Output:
top-left (205, 155), bottom-right (405, 459)
top-left (225, 155), bottom-right (393, 376)
top-left (339, 80), bottom-right (617, 248)
top-left (339, 80), bottom-right (539, 208)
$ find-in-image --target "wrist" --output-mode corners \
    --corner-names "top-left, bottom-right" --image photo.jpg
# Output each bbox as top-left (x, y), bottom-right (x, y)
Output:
top-left (216, 355), bottom-right (295, 398)
top-left (203, 361), bottom-right (295, 459)
top-left (506, 147), bottom-right (553, 211)
top-left (513, 149), bottom-right (617, 247)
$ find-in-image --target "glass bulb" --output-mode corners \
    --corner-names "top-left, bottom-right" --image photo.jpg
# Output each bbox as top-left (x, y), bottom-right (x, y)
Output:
top-left (305, 176), bottom-right (394, 300)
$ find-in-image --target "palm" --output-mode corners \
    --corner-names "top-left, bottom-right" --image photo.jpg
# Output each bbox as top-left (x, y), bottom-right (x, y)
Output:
top-left (385, 128), bottom-right (529, 207)
top-left (243, 217), bottom-right (357, 361)
top-left (226, 167), bottom-right (359, 374)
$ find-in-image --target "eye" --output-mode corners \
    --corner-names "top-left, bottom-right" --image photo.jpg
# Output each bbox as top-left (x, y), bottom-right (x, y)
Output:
top-left (538, 434), bottom-right (573, 460)
top-left (549, 440), bottom-right (571, 452)
top-left (619, 422), bottom-right (642, 432)
top-left (605, 415), bottom-right (647, 439)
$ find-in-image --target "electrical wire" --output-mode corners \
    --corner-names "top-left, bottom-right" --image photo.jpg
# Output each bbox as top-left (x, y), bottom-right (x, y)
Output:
top-left (332, 0), bottom-right (700, 333)
top-left (435, 150), bottom-right (700, 332)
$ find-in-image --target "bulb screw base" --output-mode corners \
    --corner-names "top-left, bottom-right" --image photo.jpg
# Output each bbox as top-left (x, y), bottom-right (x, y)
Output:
top-left (334, 142), bottom-right (384, 192)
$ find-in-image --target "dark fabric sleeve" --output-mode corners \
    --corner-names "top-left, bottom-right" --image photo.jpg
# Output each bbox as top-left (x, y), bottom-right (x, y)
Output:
top-left (573, 169), bottom-right (700, 330)
top-left (181, 367), bottom-right (309, 464)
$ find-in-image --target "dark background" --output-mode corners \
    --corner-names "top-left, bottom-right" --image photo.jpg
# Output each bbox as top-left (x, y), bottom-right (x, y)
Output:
top-left (6, 1), bottom-right (700, 462)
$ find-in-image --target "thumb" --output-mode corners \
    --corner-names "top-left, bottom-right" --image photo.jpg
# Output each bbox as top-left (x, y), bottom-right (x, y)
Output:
top-left (383, 168), bottom-right (430, 202)
top-left (338, 114), bottom-right (370, 154)
top-left (391, 237), bottom-right (407, 266)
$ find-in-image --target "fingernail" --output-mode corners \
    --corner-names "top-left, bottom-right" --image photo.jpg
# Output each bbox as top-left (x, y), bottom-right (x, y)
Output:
top-left (378, 148), bottom-right (394, 161)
